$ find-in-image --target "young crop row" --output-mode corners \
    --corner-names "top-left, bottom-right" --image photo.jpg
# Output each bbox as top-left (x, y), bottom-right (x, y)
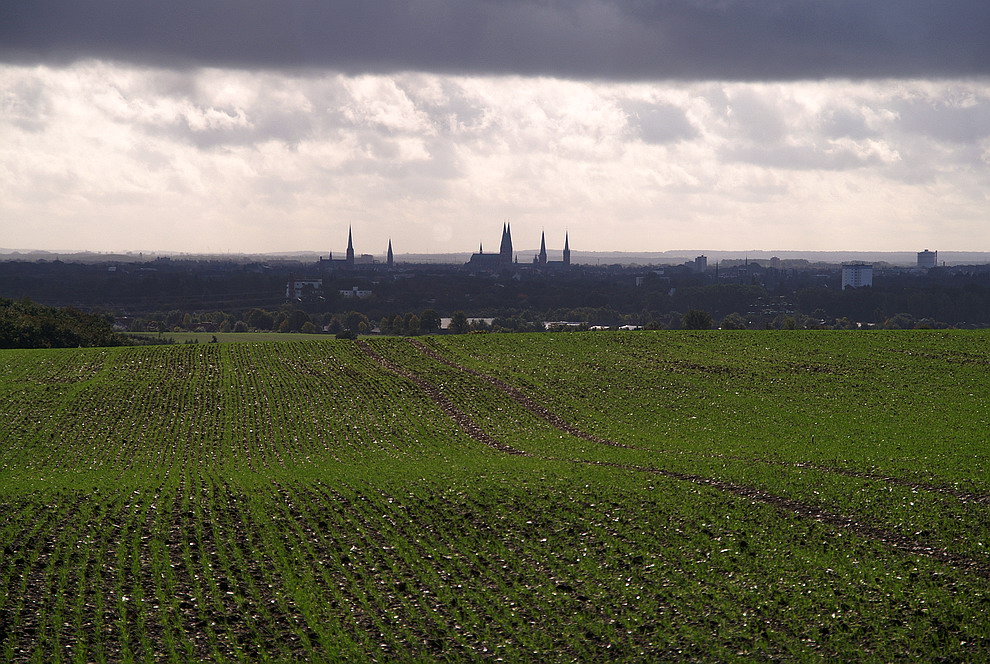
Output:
top-left (3, 334), bottom-right (990, 661)
top-left (5, 467), bottom-right (989, 662)
top-left (365, 336), bottom-right (990, 575)
top-left (421, 331), bottom-right (990, 481)
top-left (0, 342), bottom-right (498, 480)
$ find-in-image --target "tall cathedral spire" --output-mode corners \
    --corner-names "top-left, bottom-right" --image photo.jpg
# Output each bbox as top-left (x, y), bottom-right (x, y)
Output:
top-left (345, 226), bottom-right (355, 265)
top-left (563, 231), bottom-right (570, 266)
top-left (499, 222), bottom-right (513, 265)
top-left (538, 231), bottom-right (548, 265)
top-left (386, 239), bottom-right (393, 268)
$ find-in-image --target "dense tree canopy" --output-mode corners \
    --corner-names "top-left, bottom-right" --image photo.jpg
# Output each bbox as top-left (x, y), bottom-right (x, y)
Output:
top-left (0, 298), bottom-right (127, 348)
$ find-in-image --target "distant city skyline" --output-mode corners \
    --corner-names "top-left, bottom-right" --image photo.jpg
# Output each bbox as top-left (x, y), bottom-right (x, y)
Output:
top-left (2, 2), bottom-right (988, 254)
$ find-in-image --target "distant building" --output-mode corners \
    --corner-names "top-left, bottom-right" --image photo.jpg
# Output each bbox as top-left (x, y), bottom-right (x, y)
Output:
top-left (318, 228), bottom-right (394, 270)
top-left (339, 286), bottom-right (372, 299)
top-left (531, 231), bottom-right (571, 268)
top-left (286, 277), bottom-right (323, 299)
top-left (918, 249), bottom-right (937, 269)
top-left (320, 227), bottom-right (356, 268)
top-left (543, 321), bottom-right (588, 330)
top-left (769, 256), bottom-right (781, 270)
top-left (694, 255), bottom-right (707, 272)
top-left (841, 263), bottom-right (873, 289)
top-left (467, 224), bottom-right (514, 269)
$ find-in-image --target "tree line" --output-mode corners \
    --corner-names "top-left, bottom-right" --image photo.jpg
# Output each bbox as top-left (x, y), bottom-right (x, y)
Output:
top-left (0, 298), bottom-right (128, 349)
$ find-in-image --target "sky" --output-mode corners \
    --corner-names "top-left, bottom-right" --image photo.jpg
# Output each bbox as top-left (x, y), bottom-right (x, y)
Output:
top-left (2, 0), bottom-right (989, 256)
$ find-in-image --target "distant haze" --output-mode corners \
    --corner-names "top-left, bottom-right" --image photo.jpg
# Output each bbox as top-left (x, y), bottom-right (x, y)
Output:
top-left (4, 248), bottom-right (987, 268)
top-left (1, 2), bottom-right (988, 254)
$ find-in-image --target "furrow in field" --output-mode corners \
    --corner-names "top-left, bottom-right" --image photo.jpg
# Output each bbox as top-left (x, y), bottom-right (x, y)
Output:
top-left (375, 339), bottom-right (990, 582)
top-left (356, 340), bottom-right (526, 456)
top-left (571, 459), bottom-right (990, 581)
top-left (261, 483), bottom-right (392, 658)
top-left (411, 339), bottom-right (990, 506)
top-left (218, 482), bottom-right (315, 660)
top-left (276, 481), bottom-right (464, 659)
top-left (162, 471), bottom-right (215, 662)
top-left (323, 483), bottom-right (523, 658)
top-left (409, 339), bottom-right (635, 449)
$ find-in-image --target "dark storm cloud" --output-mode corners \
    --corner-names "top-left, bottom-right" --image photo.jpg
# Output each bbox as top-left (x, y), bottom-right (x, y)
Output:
top-left (2, 0), bottom-right (988, 80)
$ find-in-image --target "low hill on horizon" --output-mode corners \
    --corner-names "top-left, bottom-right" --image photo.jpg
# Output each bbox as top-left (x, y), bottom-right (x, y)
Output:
top-left (4, 248), bottom-right (989, 266)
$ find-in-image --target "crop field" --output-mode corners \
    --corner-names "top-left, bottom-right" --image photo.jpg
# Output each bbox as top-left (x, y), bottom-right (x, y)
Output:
top-left (126, 331), bottom-right (331, 344)
top-left (1, 331), bottom-right (989, 662)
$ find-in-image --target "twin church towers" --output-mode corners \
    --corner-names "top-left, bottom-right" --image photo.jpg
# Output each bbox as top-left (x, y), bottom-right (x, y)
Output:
top-left (467, 223), bottom-right (571, 269)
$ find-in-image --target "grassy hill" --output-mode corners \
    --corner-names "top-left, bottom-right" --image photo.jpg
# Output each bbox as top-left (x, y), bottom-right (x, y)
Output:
top-left (1, 331), bottom-right (988, 661)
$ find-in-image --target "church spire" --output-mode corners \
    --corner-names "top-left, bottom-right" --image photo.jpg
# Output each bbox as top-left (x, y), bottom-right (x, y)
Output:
top-left (386, 239), bottom-right (393, 268)
top-left (563, 231), bottom-right (571, 266)
top-left (346, 226), bottom-right (355, 265)
top-left (499, 222), bottom-right (513, 265)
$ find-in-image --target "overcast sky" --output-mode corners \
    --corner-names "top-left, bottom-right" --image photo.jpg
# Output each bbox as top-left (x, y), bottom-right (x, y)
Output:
top-left (2, 1), bottom-right (989, 255)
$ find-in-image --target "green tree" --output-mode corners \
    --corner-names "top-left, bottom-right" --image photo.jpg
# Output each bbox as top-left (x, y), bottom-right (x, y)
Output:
top-left (404, 314), bottom-right (421, 336)
top-left (164, 310), bottom-right (184, 328)
top-left (884, 313), bottom-right (916, 329)
top-left (0, 298), bottom-right (127, 349)
top-left (720, 312), bottom-right (747, 330)
top-left (450, 311), bottom-right (469, 334)
top-left (420, 309), bottom-right (441, 333)
top-left (682, 309), bottom-right (713, 330)
top-left (245, 308), bottom-right (274, 330)
top-left (344, 311), bottom-right (369, 332)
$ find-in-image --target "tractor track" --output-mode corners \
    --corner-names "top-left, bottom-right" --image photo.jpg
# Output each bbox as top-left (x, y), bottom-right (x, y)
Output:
top-left (359, 339), bottom-right (990, 580)
top-left (356, 341), bottom-right (526, 456)
top-left (570, 459), bottom-right (990, 579)
top-left (409, 339), bottom-right (990, 506)
top-left (408, 339), bottom-right (634, 449)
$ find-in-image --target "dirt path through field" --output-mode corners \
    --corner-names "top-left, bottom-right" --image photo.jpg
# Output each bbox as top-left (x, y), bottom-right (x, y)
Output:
top-left (408, 340), bottom-right (990, 506)
top-left (358, 339), bottom-right (990, 580)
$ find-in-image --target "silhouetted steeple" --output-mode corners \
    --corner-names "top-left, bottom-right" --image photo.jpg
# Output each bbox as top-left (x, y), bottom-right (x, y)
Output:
top-left (346, 226), bottom-right (355, 265)
top-left (538, 231), bottom-right (548, 265)
top-left (499, 222), bottom-right (513, 265)
top-left (563, 232), bottom-right (571, 266)
top-left (387, 239), bottom-right (393, 268)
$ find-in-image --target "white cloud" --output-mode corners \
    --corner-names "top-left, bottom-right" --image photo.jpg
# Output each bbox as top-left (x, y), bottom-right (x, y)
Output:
top-left (1, 62), bottom-right (988, 254)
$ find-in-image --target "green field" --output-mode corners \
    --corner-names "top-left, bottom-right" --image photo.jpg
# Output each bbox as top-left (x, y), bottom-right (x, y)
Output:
top-left (127, 331), bottom-right (332, 344)
top-left (2, 331), bottom-right (989, 662)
